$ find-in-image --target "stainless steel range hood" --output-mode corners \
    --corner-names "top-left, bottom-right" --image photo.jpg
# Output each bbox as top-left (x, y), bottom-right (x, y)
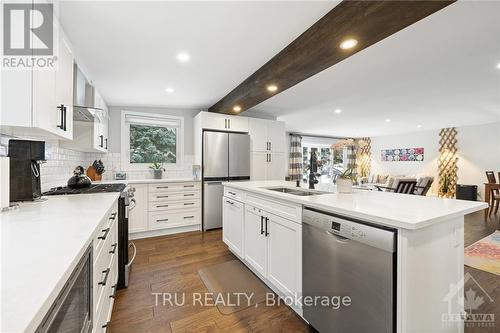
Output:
top-left (73, 64), bottom-right (102, 122)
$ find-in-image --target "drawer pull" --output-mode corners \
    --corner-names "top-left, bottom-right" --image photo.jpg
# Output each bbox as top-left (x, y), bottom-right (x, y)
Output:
top-left (157, 186), bottom-right (169, 189)
top-left (109, 243), bottom-right (117, 254)
top-left (156, 204), bottom-right (169, 208)
top-left (184, 202), bottom-right (195, 206)
top-left (156, 218), bottom-right (169, 222)
top-left (99, 268), bottom-right (110, 286)
top-left (228, 191), bottom-right (236, 195)
top-left (102, 321), bottom-right (110, 329)
top-left (184, 185), bottom-right (195, 188)
top-left (183, 194), bottom-right (195, 197)
top-left (109, 212), bottom-right (117, 220)
top-left (184, 216), bottom-right (195, 219)
top-left (226, 200), bottom-right (234, 205)
top-left (98, 228), bottom-right (110, 240)
top-left (157, 195), bottom-right (169, 198)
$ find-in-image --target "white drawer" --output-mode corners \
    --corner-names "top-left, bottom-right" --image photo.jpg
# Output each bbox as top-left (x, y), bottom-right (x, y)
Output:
top-left (149, 191), bottom-right (200, 202)
top-left (246, 193), bottom-right (302, 223)
top-left (224, 187), bottom-right (244, 202)
top-left (148, 209), bottom-right (200, 230)
top-left (94, 206), bottom-right (117, 256)
top-left (148, 182), bottom-right (200, 193)
top-left (148, 199), bottom-right (200, 212)
top-left (94, 218), bottom-right (117, 310)
top-left (95, 253), bottom-right (117, 333)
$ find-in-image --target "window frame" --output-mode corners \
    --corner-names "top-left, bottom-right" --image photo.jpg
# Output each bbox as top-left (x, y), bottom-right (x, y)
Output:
top-left (121, 110), bottom-right (184, 171)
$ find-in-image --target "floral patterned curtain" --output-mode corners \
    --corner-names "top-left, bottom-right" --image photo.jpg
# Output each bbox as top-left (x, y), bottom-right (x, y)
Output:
top-left (288, 135), bottom-right (302, 180)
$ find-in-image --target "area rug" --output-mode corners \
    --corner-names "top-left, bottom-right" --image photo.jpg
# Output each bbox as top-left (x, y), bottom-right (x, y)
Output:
top-left (198, 260), bottom-right (271, 314)
top-left (464, 231), bottom-right (500, 276)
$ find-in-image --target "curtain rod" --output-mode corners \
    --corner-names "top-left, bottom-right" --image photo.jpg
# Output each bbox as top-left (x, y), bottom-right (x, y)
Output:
top-left (288, 132), bottom-right (351, 140)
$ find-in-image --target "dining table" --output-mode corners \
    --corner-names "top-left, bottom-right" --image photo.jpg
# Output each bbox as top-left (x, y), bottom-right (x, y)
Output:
top-left (483, 182), bottom-right (500, 219)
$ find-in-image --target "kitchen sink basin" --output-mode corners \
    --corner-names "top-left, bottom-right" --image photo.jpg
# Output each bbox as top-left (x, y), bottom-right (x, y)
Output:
top-left (264, 187), bottom-right (328, 196)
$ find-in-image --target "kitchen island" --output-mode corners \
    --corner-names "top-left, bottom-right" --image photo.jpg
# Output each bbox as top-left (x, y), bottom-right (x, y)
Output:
top-left (222, 180), bottom-right (487, 333)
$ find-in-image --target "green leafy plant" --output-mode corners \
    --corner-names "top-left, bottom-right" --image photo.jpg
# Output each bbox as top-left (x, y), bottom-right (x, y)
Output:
top-left (338, 167), bottom-right (356, 181)
top-left (149, 162), bottom-right (165, 171)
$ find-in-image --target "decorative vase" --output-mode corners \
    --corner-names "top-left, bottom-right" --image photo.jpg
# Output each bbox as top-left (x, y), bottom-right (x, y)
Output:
top-left (337, 178), bottom-right (353, 193)
top-left (153, 170), bottom-right (163, 179)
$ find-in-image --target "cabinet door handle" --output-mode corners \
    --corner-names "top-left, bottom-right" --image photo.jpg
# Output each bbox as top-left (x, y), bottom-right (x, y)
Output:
top-left (224, 119), bottom-right (227, 128)
top-left (105, 138), bottom-right (108, 150)
top-left (109, 284), bottom-right (117, 299)
top-left (99, 135), bottom-right (104, 148)
top-left (269, 154), bottom-right (272, 163)
top-left (102, 321), bottom-right (110, 329)
top-left (57, 104), bottom-right (64, 130)
top-left (63, 105), bottom-right (67, 131)
top-left (99, 268), bottom-right (110, 286)
top-left (98, 228), bottom-right (110, 240)
top-left (265, 217), bottom-right (269, 237)
top-left (109, 243), bottom-right (117, 254)
top-left (260, 216), bottom-right (264, 235)
top-left (269, 141), bottom-right (271, 151)
top-left (228, 119), bottom-right (231, 129)
top-left (109, 212), bottom-right (117, 220)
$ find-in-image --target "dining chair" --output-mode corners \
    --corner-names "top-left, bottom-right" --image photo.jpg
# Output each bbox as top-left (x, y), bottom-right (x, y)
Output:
top-left (485, 171), bottom-right (499, 217)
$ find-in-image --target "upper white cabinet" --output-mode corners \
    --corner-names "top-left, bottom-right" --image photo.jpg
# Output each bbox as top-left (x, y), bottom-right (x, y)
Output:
top-left (1, 15), bottom-right (74, 140)
top-left (248, 118), bottom-right (286, 153)
top-left (196, 111), bottom-right (249, 132)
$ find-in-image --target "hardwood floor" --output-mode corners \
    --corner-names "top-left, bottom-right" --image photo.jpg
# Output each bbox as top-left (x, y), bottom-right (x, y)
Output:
top-left (109, 211), bottom-right (499, 333)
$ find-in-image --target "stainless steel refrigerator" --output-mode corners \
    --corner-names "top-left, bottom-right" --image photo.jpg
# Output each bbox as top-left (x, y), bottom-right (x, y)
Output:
top-left (203, 131), bottom-right (250, 230)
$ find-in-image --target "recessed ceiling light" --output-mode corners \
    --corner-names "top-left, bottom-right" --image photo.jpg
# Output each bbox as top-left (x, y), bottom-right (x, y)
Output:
top-left (233, 105), bottom-right (242, 112)
top-left (497, 62), bottom-right (500, 69)
top-left (340, 39), bottom-right (358, 50)
top-left (176, 52), bottom-right (190, 62)
top-left (165, 88), bottom-right (174, 93)
top-left (417, 124), bottom-right (422, 128)
top-left (334, 109), bottom-right (342, 114)
top-left (267, 84), bottom-right (278, 92)
top-left (385, 118), bottom-right (391, 123)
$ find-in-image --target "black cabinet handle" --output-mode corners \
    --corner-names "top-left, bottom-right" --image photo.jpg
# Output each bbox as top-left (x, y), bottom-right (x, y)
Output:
top-left (184, 185), bottom-right (195, 188)
top-left (99, 135), bottom-right (104, 148)
top-left (228, 191), bottom-right (236, 195)
top-left (184, 216), bottom-right (195, 219)
top-left (109, 243), bottom-right (117, 254)
top-left (110, 212), bottom-right (117, 220)
top-left (63, 105), bottom-right (67, 131)
top-left (156, 218), bottom-right (169, 222)
top-left (98, 227), bottom-right (110, 240)
top-left (184, 194), bottom-right (195, 197)
top-left (99, 268), bottom-right (110, 286)
top-left (157, 195), bottom-right (169, 198)
top-left (156, 204), bottom-right (169, 208)
top-left (184, 202), bottom-right (194, 206)
top-left (102, 321), bottom-right (110, 329)
top-left (269, 142), bottom-right (272, 151)
top-left (110, 284), bottom-right (117, 299)
top-left (260, 216), bottom-right (264, 235)
top-left (57, 104), bottom-right (64, 130)
top-left (228, 119), bottom-right (231, 129)
top-left (105, 138), bottom-right (108, 149)
top-left (265, 217), bottom-right (269, 236)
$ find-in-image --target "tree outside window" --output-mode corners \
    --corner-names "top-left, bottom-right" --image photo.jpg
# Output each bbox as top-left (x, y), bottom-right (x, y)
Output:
top-left (130, 124), bottom-right (177, 164)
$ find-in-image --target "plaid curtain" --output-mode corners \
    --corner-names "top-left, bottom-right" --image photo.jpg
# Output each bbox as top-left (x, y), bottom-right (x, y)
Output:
top-left (345, 145), bottom-right (357, 180)
top-left (288, 135), bottom-right (302, 180)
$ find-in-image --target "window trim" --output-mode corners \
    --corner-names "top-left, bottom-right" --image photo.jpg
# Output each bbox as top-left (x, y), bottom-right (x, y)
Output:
top-left (121, 110), bottom-right (184, 171)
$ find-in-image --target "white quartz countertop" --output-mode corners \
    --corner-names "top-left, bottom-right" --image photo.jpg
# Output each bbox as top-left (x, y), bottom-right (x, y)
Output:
top-left (222, 181), bottom-right (487, 230)
top-left (93, 178), bottom-right (200, 185)
top-left (0, 193), bottom-right (120, 333)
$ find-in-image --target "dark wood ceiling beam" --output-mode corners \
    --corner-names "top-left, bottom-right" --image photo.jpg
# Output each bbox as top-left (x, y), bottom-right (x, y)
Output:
top-left (209, 0), bottom-right (455, 115)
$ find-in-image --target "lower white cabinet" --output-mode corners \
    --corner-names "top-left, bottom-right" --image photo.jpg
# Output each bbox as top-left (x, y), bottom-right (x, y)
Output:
top-left (239, 203), bottom-right (302, 301)
top-left (128, 181), bottom-right (201, 238)
top-left (129, 184), bottom-right (148, 233)
top-left (250, 152), bottom-right (286, 181)
top-left (222, 197), bottom-right (244, 258)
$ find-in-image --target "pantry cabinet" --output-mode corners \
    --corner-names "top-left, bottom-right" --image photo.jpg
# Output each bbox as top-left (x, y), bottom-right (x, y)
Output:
top-left (0, 12), bottom-right (74, 140)
top-left (248, 118), bottom-right (286, 153)
top-left (250, 152), bottom-right (285, 181)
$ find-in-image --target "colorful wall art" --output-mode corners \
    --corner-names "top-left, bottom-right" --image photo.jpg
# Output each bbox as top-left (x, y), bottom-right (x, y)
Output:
top-left (381, 147), bottom-right (424, 162)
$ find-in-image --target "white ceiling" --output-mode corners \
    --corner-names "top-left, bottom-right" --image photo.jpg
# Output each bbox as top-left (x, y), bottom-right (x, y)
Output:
top-left (57, 0), bottom-right (337, 109)
top-left (254, 1), bottom-right (500, 137)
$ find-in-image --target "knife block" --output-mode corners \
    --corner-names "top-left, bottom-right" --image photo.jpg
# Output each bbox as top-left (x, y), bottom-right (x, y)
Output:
top-left (86, 166), bottom-right (102, 181)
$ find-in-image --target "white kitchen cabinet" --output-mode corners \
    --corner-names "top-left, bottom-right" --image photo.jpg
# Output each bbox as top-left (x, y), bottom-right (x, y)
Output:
top-left (0, 19), bottom-right (74, 140)
top-left (128, 184), bottom-right (148, 233)
top-left (223, 197), bottom-right (244, 258)
top-left (244, 205), bottom-right (268, 277)
top-left (267, 213), bottom-right (302, 296)
top-left (251, 152), bottom-right (285, 181)
top-left (248, 118), bottom-right (286, 153)
top-left (196, 111), bottom-right (249, 132)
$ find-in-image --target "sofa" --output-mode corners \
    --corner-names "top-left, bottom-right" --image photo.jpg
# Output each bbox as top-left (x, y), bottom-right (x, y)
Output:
top-left (363, 174), bottom-right (434, 196)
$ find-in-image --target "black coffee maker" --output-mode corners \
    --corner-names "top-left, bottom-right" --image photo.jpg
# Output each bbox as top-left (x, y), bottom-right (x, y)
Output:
top-left (8, 140), bottom-right (46, 201)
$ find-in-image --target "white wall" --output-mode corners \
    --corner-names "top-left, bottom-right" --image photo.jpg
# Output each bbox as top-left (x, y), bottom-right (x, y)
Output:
top-left (370, 122), bottom-right (500, 198)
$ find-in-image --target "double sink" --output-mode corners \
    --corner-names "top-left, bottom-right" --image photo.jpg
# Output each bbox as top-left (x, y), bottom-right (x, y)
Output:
top-left (264, 187), bottom-right (328, 196)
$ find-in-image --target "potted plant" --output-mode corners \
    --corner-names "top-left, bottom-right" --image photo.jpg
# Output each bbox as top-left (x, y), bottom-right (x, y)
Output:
top-left (336, 167), bottom-right (356, 193)
top-left (150, 162), bottom-right (165, 179)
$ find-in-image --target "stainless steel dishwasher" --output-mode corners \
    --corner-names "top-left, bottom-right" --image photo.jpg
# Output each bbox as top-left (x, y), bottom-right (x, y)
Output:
top-left (303, 207), bottom-right (396, 333)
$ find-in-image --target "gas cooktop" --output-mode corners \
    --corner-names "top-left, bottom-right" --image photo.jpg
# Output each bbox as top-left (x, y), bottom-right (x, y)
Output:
top-left (43, 183), bottom-right (126, 195)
